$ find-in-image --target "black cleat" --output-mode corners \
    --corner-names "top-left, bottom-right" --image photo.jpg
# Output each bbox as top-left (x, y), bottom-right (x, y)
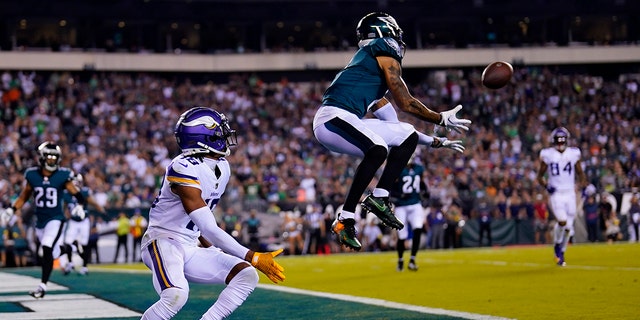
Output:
top-left (361, 194), bottom-right (404, 229)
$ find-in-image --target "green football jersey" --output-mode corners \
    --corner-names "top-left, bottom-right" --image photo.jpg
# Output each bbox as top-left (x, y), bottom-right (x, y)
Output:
top-left (391, 164), bottom-right (425, 207)
top-left (322, 37), bottom-right (404, 118)
top-left (24, 166), bottom-right (73, 228)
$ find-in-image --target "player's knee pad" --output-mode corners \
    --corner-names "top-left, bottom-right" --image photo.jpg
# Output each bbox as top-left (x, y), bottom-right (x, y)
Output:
top-left (230, 267), bottom-right (259, 292)
top-left (159, 286), bottom-right (189, 316)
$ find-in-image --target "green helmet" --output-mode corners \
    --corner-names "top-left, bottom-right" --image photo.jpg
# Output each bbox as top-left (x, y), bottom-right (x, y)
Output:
top-left (356, 12), bottom-right (405, 48)
top-left (37, 141), bottom-right (62, 171)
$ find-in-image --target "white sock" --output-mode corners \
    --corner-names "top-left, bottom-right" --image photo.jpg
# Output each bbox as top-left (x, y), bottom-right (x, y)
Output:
top-left (372, 188), bottom-right (389, 198)
top-left (553, 224), bottom-right (564, 244)
top-left (339, 210), bottom-right (355, 220)
top-left (561, 229), bottom-right (571, 252)
top-left (201, 267), bottom-right (258, 320)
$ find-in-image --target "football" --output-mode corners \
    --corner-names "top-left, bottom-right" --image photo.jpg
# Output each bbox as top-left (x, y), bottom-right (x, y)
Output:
top-left (481, 61), bottom-right (513, 89)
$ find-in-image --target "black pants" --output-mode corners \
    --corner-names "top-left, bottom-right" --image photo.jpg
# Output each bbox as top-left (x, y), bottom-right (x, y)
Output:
top-left (88, 237), bottom-right (100, 263)
top-left (114, 234), bottom-right (129, 263)
top-left (479, 222), bottom-right (492, 247)
top-left (586, 222), bottom-right (599, 242)
top-left (132, 236), bottom-right (143, 262)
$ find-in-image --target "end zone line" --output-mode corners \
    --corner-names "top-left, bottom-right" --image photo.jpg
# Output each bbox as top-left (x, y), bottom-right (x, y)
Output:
top-left (257, 284), bottom-right (514, 320)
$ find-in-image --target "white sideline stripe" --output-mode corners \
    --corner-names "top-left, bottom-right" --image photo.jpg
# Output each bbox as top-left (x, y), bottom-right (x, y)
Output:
top-left (0, 273), bottom-right (67, 293)
top-left (257, 284), bottom-right (513, 320)
top-left (0, 293), bottom-right (141, 319)
top-left (0, 272), bottom-right (142, 320)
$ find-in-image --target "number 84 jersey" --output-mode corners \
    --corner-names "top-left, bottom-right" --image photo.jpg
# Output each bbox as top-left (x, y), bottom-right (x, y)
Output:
top-left (539, 146), bottom-right (581, 192)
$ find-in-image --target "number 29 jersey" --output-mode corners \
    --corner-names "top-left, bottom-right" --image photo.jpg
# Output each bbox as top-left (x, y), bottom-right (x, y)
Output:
top-left (539, 147), bottom-right (581, 192)
top-left (24, 166), bottom-right (73, 228)
top-left (143, 154), bottom-right (230, 248)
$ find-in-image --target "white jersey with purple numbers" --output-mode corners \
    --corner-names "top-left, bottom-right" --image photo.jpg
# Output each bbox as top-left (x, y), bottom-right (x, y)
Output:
top-left (142, 154), bottom-right (230, 248)
top-left (539, 146), bottom-right (581, 192)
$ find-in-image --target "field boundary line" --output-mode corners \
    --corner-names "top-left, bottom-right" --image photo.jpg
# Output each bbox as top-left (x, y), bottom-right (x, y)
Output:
top-left (257, 284), bottom-right (514, 320)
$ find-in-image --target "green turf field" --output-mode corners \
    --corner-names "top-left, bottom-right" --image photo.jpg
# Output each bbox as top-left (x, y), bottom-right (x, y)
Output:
top-left (1, 242), bottom-right (638, 319)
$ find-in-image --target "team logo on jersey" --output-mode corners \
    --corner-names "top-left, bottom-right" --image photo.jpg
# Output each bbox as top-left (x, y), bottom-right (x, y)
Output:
top-left (384, 38), bottom-right (403, 58)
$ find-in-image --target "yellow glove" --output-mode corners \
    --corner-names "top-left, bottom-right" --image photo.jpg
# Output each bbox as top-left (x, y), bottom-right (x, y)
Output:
top-left (251, 248), bottom-right (285, 283)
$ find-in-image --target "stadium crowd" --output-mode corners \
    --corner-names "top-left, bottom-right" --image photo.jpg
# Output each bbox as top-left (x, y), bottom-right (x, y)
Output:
top-left (1, 65), bottom-right (639, 261)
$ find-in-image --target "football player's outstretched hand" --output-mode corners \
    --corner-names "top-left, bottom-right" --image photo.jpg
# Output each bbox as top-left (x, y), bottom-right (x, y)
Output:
top-left (439, 105), bottom-right (472, 134)
top-left (71, 205), bottom-right (86, 220)
top-left (251, 249), bottom-right (285, 283)
top-left (1, 207), bottom-right (16, 226)
top-left (432, 137), bottom-right (465, 153)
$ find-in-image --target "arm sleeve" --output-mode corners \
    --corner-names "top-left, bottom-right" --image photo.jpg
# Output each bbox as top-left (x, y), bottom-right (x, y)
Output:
top-left (372, 102), bottom-right (399, 122)
top-left (188, 206), bottom-right (249, 260)
top-left (416, 132), bottom-right (435, 146)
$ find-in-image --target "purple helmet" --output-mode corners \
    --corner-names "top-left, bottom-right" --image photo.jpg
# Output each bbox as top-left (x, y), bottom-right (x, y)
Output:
top-left (551, 127), bottom-right (570, 152)
top-left (174, 107), bottom-right (237, 156)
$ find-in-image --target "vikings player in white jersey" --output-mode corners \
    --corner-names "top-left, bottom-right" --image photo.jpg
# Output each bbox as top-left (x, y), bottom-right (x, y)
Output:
top-left (537, 127), bottom-right (586, 266)
top-left (140, 107), bottom-right (285, 320)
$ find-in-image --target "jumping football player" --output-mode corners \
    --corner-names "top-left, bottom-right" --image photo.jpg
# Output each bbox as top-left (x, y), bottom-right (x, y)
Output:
top-left (313, 12), bottom-right (470, 250)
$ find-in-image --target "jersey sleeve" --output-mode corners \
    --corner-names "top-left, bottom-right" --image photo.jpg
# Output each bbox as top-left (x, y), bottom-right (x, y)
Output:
top-left (367, 38), bottom-right (403, 61)
top-left (539, 148), bottom-right (550, 164)
top-left (60, 167), bottom-right (74, 182)
top-left (569, 147), bottom-right (582, 161)
top-left (166, 160), bottom-right (201, 190)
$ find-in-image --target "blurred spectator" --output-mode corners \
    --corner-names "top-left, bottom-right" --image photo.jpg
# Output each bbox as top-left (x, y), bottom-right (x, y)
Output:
top-left (87, 215), bottom-right (102, 264)
top-left (533, 193), bottom-right (551, 244)
top-left (362, 219), bottom-right (383, 252)
top-left (130, 209), bottom-right (148, 262)
top-left (2, 216), bottom-right (28, 267)
top-left (0, 223), bottom-right (4, 267)
top-left (427, 202), bottom-right (446, 249)
top-left (444, 203), bottom-right (464, 249)
top-left (221, 207), bottom-right (242, 242)
top-left (599, 200), bottom-right (614, 241)
top-left (321, 206), bottom-right (338, 254)
top-left (628, 194), bottom-right (640, 242)
top-left (113, 212), bottom-right (130, 263)
top-left (282, 211), bottom-right (304, 255)
top-left (583, 194), bottom-right (600, 243)
top-left (243, 209), bottom-right (261, 251)
top-left (303, 204), bottom-right (325, 254)
top-left (477, 202), bottom-right (492, 247)
top-left (604, 210), bottom-right (622, 244)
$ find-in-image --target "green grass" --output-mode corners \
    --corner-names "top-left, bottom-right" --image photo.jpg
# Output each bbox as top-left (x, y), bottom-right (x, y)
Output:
top-left (273, 242), bottom-right (640, 319)
top-left (4, 242), bottom-right (639, 319)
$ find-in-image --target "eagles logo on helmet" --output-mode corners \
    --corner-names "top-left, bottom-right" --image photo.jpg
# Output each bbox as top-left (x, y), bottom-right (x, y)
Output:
top-left (356, 12), bottom-right (405, 52)
top-left (37, 141), bottom-right (62, 171)
top-left (174, 107), bottom-right (237, 156)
